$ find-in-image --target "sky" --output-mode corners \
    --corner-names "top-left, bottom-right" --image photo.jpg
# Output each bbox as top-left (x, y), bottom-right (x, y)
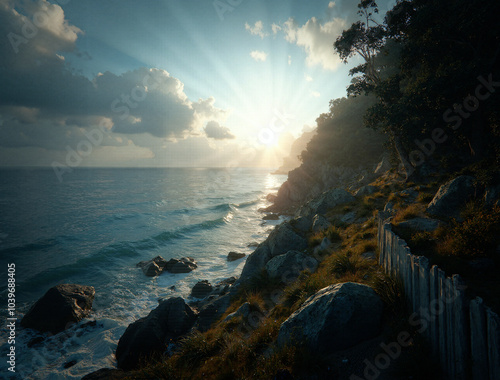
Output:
top-left (0, 0), bottom-right (395, 169)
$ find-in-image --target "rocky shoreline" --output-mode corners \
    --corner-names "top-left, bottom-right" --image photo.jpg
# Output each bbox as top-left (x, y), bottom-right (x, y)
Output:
top-left (19, 160), bottom-right (391, 379)
top-left (19, 159), bottom-right (500, 379)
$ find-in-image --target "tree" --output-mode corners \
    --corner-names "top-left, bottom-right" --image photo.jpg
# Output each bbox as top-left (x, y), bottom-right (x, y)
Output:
top-left (334, 1), bottom-right (416, 178)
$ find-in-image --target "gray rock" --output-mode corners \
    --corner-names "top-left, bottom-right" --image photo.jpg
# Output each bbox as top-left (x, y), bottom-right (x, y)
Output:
top-left (267, 222), bottom-right (307, 257)
top-left (165, 257), bottom-right (198, 274)
top-left (292, 216), bottom-right (312, 232)
top-left (427, 176), bottom-right (476, 220)
top-left (190, 280), bottom-right (213, 299)
top-left (21, 284), bottom-right (95, 334)
top-left (224, 302), bottom-right (265, 330)
top-left (397, 217), bottom-right (442, 232)
top-left (116, 297), bottom-right (197, 370)
top-left (239, 244), bottom-right (272, 281)
top-left (195, 294), bottom-right (231, 332)
top-left (227, 251), bottom-right (246, 262)
top-left (312, 214), bottom-right (330, 232)
top-left (297, 188), bottom-right (355, 219)
top-left (355, 185), bottom-right (378, 197)
top-left (137, 255), bottom-right (168, 269)
top-left (142, 261), bottom-right (162, 277)
top-left (224, 302), bottom-right (252, 323)
top-left (277, 282), bottom-right (383, 354)
top-left (265, 250), bottom-right (318, 283)
top-left (341, 211), bottom-right (357, 224)
top-left (263, 213), bottom-right (280, 221)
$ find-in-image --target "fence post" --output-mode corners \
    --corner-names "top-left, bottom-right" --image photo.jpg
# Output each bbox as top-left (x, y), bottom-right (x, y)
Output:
top-left (470, 297), bottom-right (488, 380)
top-left (452, 275), bottom-right (469, 380)
top-left (429, 265), bottom-right (439, 355)
top-left (405, 252), bottom-right (412, 307)
top-left (487, 308), bottom-right (500, 380)
top-left (438, 269), bottom-right (448, 376)
top-left (411, 256), bottom-right (420, 313)
top-left (445, 277), bottom-right (455, 379)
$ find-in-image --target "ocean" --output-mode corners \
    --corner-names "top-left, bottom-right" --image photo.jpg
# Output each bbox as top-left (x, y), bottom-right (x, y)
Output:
top-left (0, 167), bottom-right (286, 379)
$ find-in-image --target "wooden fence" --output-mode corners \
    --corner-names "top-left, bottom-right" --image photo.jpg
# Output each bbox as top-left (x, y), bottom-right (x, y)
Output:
top-left (377, 212), bottom-right (500, 380)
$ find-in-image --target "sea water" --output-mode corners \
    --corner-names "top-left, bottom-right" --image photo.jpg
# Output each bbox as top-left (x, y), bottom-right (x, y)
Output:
top-left (0, 167), bottom-right (286, 379)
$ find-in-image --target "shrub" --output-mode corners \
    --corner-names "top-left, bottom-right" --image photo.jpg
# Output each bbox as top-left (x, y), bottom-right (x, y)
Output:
top-left (331, 251), bottom-right (359, 277)
top-left (325, 226), bottom-right (342, 242)
top-left (444, 205), bottom-right (500, 257)
top-left (370, 272), bottom-right (406, 316)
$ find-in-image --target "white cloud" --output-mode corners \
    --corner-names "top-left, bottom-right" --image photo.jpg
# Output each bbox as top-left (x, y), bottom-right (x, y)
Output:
top-left (288, 55), bottom-right (292, 65)
top-left (279, 16), bottom-right (346, 71)
top-left (0, 2), bottom-right (229, 153)
top-left (250, 50), bottom-right (268, 62)
top-left (271, 23), bottom-right (282, 34)
top-left (310, 91), bottom-right (321, 98)
top-left (245, 21), bottom-right (268, 39)
top-left (204, 121), bottom-right (235, 140)
top-left (305, 75), bottom-right (313, 82)
top-left (328, 1), bottom-right (336, 9)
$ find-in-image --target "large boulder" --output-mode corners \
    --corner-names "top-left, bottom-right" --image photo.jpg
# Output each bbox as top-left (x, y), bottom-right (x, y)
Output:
top-left (426, 176), bottom-right (476, 220)
top-left (277, 283), bottom-right (383, 354)
top-left (142, 261), bottom-right (162, 277)
top-left (239, 222), bottom-right (307, 281)
top-left (266, 251), bottom-right (318, 284)
top-left (223, 302), bottom-right (264, 330)
top-left (136, 256), bottom-right (169, 276)
top-left (227, 251), bottom-right (246, 262)
top-left (195, 294), bottom-right (231, 332)
top-left (21, 284), bottom-right (95, 334)
top-left (165, 257), bottom-right (198, 274)
top-left (115, 297), bottom-right (197, 370)
top-left (291, 216), bottom-right (312, 232)
top-left (190, 280), bottom-right (213, 299)
top-left (312, 214), bottom-right (330, 232)
top-left (239, 244), bottom-right (272, 281)
top-left (267, 222), bottom-right (307, 257)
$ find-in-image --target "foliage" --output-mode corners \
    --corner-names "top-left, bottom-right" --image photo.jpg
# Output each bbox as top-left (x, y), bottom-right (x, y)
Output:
top-left (442, 205), bottom-right (500, 257)
top-left (370, 272), bottom-right (406, 316)
top-left (331, 0), bottom-right (500, 178)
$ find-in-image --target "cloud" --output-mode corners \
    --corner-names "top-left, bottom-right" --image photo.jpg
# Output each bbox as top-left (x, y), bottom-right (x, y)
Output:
top-left (271, 23), bottom-right (282, 34)
top-left (0, 1), bottom-right (229, 154)
top-left (204, 121), bottom-right (236, 140)
top-left (245, 21), bottom-right (268, 39)
top-left (329, 1), bottom-right (336, 8)
top-left (310, 91), bottom-right (321, 98)
top-left (280, 16), bottom-right (346, 71)
top-left (288, 55), bottom-right (292, 65)
top-left (305, 75), bottom-right (313, 82)
top-left (250, 50), bottom-right (268, 62)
